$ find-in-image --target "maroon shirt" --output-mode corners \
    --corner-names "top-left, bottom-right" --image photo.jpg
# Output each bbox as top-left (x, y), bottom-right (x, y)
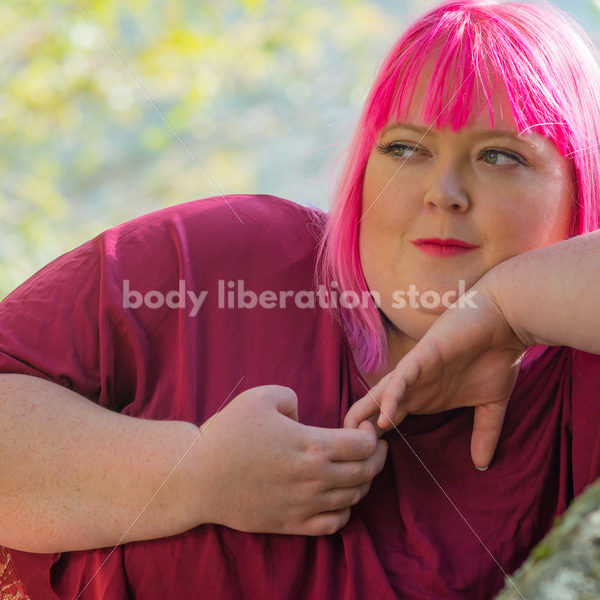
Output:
top-left (1, 194), bottom-right (599, 599)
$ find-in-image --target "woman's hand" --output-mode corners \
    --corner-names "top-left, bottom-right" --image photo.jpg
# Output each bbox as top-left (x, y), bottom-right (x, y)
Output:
top-left (191, 385), bottom-right (388, 536)
top-left (344, 279), bottom-right (528, 470)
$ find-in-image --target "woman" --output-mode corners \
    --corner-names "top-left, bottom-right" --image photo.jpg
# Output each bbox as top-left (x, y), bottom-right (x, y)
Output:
top-left (2, 0), bottom-right (600, 598)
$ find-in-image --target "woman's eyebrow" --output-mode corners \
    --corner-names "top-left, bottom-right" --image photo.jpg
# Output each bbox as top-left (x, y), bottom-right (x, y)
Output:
top-left (380, 122), bottom-right (430, 135)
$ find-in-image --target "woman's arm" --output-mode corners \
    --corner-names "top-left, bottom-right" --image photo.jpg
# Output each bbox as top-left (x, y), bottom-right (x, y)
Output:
top-left (485, 229), bottom-right (600, 354)
top-left (0, 373), bottom-right (205, 552)
top-left (1, 375), bottom-right (387, 553)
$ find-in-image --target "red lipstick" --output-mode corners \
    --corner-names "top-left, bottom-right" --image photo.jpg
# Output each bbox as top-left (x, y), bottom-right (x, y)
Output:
top-left (411, 238), bottom-right (479, 257)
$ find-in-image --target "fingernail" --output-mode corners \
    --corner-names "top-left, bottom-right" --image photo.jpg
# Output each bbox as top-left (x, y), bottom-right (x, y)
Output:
top-left (475, 466), bottom-right (488, 472)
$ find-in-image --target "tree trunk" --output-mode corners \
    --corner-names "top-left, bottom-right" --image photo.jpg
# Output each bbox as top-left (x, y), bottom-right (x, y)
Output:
top-left (494, 478), bottom-right (600, 599)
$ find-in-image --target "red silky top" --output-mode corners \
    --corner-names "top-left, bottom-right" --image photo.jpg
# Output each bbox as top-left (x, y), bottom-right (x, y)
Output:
top-left (1, 195), bottom-right (599, 599)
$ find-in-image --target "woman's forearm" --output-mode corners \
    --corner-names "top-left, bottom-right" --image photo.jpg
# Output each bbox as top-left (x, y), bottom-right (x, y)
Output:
top-left (483, 230), bottom-right (600, 354)
top-left (0, 373), bottom-right (206, 553)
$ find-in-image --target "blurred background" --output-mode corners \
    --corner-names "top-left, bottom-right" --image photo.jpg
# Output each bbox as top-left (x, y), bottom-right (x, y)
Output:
top-left (1, 0), bottom-right (599, 299)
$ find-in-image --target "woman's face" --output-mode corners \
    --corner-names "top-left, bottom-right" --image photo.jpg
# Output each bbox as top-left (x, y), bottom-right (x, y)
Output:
top-left (359, 75), bottom-right (574, 355)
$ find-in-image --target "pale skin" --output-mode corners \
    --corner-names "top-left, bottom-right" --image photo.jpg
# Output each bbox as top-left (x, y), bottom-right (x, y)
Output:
top-left (0, 378), bottom-right (387, 552)
top-left (344, 72), bottom-right (597, 470)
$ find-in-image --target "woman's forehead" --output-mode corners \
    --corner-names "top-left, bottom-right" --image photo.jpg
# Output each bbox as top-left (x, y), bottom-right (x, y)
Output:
top-left (381, 58), bottom-right (566, 155)
top-left (393, 55), bottom-right (520, 133)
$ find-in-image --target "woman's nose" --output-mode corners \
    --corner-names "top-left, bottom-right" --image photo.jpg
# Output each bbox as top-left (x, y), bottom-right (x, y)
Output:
top-left (422, 167), bottom-right (470, 212)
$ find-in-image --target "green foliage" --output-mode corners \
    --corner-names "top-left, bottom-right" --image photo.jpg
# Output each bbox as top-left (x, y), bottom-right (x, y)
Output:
top-left (0, 0), bottom-right (404, 299)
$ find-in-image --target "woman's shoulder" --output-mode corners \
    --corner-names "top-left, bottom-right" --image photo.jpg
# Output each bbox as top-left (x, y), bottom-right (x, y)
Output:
top-left (2, 195), bottom-right (328, 308)
top-left (116, 194), bottom-right (326, 239)
top-left (102, 194), bottom-right (328, 262)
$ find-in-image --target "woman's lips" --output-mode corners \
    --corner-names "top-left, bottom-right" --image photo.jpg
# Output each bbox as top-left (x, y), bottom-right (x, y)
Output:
top-left (411, 238), bottom-right (479, 257)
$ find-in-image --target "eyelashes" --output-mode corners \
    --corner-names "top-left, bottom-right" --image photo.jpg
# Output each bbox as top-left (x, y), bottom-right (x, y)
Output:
top-left (479, 149), bottom-right (528, 166)
top-left (376, 142), bottom-right (422, 159)
top-left (375, 142), bottom-right (528, 166)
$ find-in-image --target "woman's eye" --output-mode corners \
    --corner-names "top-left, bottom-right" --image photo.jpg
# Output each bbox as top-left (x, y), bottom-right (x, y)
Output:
top-left (480, 149), bottom-right (525, 166)
top-left (376, 143), bottom-right (423, 160)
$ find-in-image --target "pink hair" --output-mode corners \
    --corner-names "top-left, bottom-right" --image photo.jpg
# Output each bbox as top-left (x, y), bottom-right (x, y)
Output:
top-left (316, 0), bottom-right (600, 374)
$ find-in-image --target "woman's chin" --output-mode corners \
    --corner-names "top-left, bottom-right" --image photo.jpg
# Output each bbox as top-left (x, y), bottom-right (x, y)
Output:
top-left (384, 305), bottom-right (446, 341)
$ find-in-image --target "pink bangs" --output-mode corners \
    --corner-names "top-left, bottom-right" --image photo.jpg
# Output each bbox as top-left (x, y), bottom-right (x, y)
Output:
top-left (317, 0), bottom-right (600, 374)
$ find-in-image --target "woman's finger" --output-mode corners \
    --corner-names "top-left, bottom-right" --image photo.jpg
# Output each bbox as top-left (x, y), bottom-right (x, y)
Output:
top-left (378, 366), bottom-right (413, 428)
top-left (344, 372), bottom-right (391, 429)
top-left (319, 481), bottom-right (373, 512)
top-left (343, 396), bottom-right (380, 429)
top-left (300, 508), bottom-right (351, 536)
top-left (470, 401), bottom-right (508, 470)
top-left (327, 438), bottom-right (388, 487)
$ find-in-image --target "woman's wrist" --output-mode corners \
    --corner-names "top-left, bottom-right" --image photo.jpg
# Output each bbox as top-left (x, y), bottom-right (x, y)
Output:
top-left (472, 263), bottom-right (537, 350)
top-left (163, 420), bottom-right (216, 531)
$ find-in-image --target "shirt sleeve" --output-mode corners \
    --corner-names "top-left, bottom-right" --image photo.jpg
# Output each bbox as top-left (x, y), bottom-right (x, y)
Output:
top-left (0, 231), bottom-right (142, 412)
top-left (0, 197), bottom-right (198, 412)
top-left (0, 238), bottom-right (104, 399)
